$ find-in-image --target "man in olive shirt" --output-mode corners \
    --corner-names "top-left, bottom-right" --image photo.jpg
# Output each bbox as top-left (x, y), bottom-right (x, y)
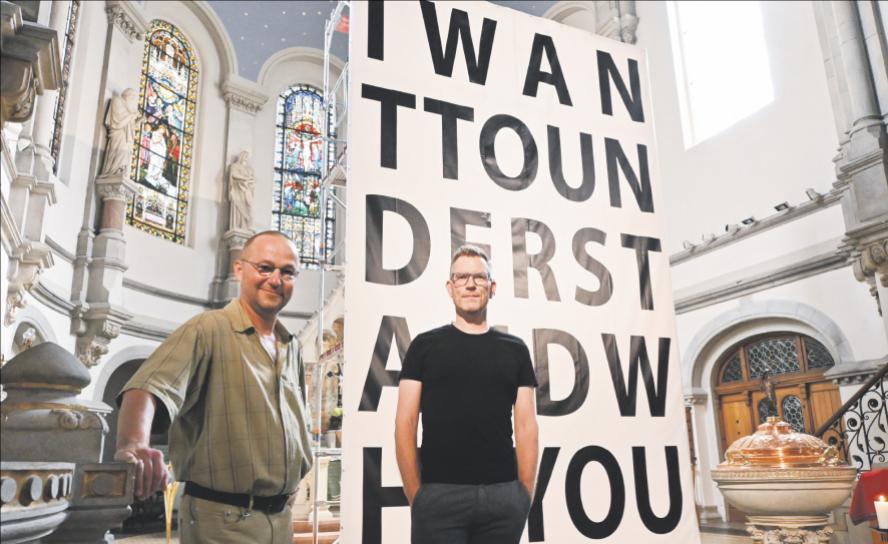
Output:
top-left (115, 231), bottom-right (312, 544)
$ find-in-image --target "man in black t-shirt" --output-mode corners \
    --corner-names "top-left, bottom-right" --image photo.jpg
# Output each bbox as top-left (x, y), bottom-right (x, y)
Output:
top-left (395, 245), bottom-right (539, 544)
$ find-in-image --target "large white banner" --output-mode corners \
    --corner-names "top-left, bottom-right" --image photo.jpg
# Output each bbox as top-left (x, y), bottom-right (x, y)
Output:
top-left (342, 2), bottom-right (701, 542)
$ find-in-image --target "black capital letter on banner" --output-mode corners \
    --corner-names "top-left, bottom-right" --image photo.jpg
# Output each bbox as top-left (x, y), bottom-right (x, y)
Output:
top-left (548, 125), bottom-right (595, 202)
top-left (363, 447), bottom-right (409, 544)
top-left (605, 138), bottom-right (653, 213)
top-left (361, 84), bottom-right (416, 169)
top-left (523, 33), bottom-right (572, 105)
top-left (602, 334), bottom-right (671, 417)
top-left (511, 218), bottom-right (560, 301)
top-left (365, 195), bottom-right (430, 285)
top-left (597, 50), bottom-right (644, 122)
top-left (419, 0), bottom-right (497, 84)
top-left (620, 233), bottom-right (661, 310)
top-left (480, 115), bottom-right (538, 191)
top-left (424, 98), bottom-right (475, 180)
top-left (533, 329), bottom-right (589, 416)
top-left (359, 316), bottom-right (413, 411)
top-left (565, 446), bottom-right (625, 539)
top-left (572, 228), bottom-right (613, 306)
top-left (528, 447), bottom-right (560, 542)
top-left (368, 1), bottom-right (384, 60)
top-left (450, 207), bottom-right (491, 258)
top-left (633, 446), bottom-right (683, 534)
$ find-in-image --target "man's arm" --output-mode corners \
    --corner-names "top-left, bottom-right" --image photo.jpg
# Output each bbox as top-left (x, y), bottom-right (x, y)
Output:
top-left (115, 389), bottom-right (169, 499)
top-left (514, 386), bottom-right (539, 497)
top-left (395, 379), bottom-right (423, 505)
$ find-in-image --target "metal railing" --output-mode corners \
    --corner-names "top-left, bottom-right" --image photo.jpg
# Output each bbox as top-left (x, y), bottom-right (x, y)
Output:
top-left (814, 364), bottom-right (888, 473)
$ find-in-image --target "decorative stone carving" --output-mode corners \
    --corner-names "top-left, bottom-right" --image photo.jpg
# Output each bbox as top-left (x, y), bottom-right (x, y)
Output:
top-left (0, 1), bottom-right (61, 128)
top-left (72, 306), bottom-right (128, 368)
top-left (99, 89), bottom-right (141, 178)
top-left (222, 79), bottom-right (269, 115)
top-left (229, 151), bottom-right (256, 231)
top-left (593, 1), bottom-right (639, 44)
top-left (4, 239), bottom-right (53, 326)
top-left (0, 344), bottom-right (134, 542)
top-left (103, 0), bottom-right (147, 42)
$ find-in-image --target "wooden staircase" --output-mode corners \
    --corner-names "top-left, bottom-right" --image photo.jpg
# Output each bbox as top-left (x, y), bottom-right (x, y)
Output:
top-left (292, 518), bottom-right (340, 544)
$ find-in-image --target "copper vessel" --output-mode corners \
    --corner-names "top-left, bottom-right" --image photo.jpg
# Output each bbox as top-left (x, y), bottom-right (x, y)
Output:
top-left (721, 416), bottom-right (840, 468)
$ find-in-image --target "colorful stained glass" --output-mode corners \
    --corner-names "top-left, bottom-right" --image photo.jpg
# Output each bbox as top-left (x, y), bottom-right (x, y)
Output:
top-left (273, 85), bottom-right (334, 267)
top-left (50, 0), bottom-right (80, 173)
top-left (127, 20), bottom-right (198, 243)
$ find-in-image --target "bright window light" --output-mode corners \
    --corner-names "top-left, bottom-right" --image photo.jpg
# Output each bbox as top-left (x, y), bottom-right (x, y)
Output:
top-left (667, 1), bottom-right (774, 147)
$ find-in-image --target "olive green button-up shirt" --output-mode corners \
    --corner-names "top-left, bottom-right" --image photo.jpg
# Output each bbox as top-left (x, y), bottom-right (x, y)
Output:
top-left (121, 300), bottom-right (313, 496)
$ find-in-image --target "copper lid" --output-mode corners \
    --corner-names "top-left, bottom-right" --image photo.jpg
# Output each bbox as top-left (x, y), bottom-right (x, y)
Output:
top-left (721, 417), bottom-right (840, 468)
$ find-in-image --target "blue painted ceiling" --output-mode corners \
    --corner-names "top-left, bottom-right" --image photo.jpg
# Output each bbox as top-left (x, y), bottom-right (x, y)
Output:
top-left (206, 1), bottom-right (558, 81)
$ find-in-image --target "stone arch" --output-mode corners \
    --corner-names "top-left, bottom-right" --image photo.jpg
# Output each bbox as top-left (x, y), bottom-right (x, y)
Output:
top-left (683, 299), bottom-right (853, 392)
top-left (542, 1), bottom-right (597, 27)
top-left (92, 345), bottom-right (157, 403)
top-left (257, 46), bottom-right (345, 94)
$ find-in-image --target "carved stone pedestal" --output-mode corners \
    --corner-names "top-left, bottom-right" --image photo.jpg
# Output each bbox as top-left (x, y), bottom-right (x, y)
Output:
top-left (747, 515), bottom-right (833, 544)
top-left (0, 343), bottom-right (134, 542)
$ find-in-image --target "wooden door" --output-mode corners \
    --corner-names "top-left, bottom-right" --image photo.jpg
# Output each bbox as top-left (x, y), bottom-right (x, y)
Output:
top-left (718, 392), bottom-right (753, 521)
top-left (751, 385), bottom-right (807, 431)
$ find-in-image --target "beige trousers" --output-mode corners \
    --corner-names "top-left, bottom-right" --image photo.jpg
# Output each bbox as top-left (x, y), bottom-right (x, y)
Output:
top-left (179, 495), bottom-right (292, 544)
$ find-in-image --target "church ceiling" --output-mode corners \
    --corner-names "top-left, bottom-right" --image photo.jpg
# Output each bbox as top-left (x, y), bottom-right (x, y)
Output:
top-left (206, 0), bottom-right (558, 81)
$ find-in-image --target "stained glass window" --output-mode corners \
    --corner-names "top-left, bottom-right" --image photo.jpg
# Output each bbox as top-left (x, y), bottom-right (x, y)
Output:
top-left (50, 0), bottom-right (80, 173)
top-left (804, 338), bottom-right (835, 370)
top-left (781, 395), bottom-right (805, 432)
top-left (747, 337), bottom-right (800, 379)
top-left (757, 398), bottom-right (778, 424)
top-left (722, 352), bottom-right (743, 383)
top-left (273, 84), bottom-right (335, 268)
top-left (127, 20), bottom-right (198, 244)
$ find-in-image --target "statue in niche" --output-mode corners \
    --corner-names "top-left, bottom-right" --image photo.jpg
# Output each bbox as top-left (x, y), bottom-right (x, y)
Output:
top-left (228, 151), bottom-right (255, 231)
top-left (99, 89), bottom-right (141, 177)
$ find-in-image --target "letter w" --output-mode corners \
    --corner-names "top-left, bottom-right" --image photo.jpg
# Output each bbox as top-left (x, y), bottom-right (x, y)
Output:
top-left (419, 0), bottom-right (497, 85)
top-left (602, 334), bottom-right (670, 417)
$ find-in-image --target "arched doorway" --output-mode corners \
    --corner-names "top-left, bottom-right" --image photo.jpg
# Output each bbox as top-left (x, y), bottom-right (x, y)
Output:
top-left (714, 333), bottom-right (842, 520)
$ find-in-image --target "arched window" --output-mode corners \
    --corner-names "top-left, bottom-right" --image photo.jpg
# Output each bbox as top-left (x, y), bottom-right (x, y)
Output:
top-left (50, 0), bottom-right (80, 173)
top-left (273, 84), bottom-right (334, 268)
top-left (127, 20), bottom-right (199, 244)
top-left (716, 334), bottom-right (835, 388)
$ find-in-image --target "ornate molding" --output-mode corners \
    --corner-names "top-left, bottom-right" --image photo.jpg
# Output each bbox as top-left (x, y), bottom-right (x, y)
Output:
top-left (103, 0), bottom-right (147, 43)
top-left (72, 304), bottom-right (131, 367)
top-left (94, 172), bottom-right (138, 202)
top-left (50, 409), bottom-right (108, 432)
top-left (0, 1), bottom-right (61, 127)
top-left (221, 78), bottom-right (269, 115)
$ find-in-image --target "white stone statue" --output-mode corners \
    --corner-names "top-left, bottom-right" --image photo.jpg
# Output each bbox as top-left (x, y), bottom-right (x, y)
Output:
top-left (229, 151), bottom-right (255, 230)
top-left (99, 88), bottom-right (141, 177)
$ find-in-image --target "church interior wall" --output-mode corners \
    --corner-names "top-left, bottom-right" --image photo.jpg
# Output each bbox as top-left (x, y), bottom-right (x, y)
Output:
top-left (636, 1), bottom-right (840, 255)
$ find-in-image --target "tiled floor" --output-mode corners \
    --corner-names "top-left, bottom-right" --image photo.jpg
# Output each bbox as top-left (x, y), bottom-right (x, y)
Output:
top-left (117, 530), bottom-right (748, 543)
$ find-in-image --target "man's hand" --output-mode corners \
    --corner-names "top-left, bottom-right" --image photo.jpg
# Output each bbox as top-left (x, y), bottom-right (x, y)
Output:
top-left (114, 445), bottom-right (169, 499)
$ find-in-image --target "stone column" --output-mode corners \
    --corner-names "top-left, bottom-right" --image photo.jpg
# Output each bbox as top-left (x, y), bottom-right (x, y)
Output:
top-left (594, 1), bottom-right (638, 44)
top-left (1, 0), bottom-right (61, 326)
top-left (69, 2), bottom-right (147, 365)
top-left (72, 173), bottom-right (136, 367)
top-left (213, 77), bottom-right (268, 302)
top-left (814, 1), bottom-right (888, 339)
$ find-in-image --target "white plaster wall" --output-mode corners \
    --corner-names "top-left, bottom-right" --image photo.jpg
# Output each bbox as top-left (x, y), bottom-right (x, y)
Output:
top-left (635, 0), bottom-right (840, 256)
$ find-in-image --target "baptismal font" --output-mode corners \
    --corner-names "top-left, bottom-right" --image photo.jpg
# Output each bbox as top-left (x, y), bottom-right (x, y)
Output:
top-left (711, 375), bottom-right (857, 543)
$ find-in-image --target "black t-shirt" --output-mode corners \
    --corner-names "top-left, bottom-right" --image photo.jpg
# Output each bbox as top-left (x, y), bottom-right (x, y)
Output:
top-left (399, 324), bottom-right (538, 485)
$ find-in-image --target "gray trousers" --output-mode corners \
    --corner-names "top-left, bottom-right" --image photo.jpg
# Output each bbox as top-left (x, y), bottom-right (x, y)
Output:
top-left (411, 480), bottom-right (532, 544)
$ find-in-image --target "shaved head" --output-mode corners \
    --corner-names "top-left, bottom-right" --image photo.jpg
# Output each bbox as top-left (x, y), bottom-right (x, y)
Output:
top-left (241, 230), bottom-right (299, 263)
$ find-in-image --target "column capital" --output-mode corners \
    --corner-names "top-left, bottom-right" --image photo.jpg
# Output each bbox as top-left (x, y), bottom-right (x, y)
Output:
top-left (104, 0), bottom-right (148, 43)
top-left (222, 77), bottom-right (269, 115)
top-left (94, 172), bottom-right (138, 202)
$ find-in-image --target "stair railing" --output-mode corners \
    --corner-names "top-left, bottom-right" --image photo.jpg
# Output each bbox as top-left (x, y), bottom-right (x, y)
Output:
top-left (813, 363), bottom-right (887, 473)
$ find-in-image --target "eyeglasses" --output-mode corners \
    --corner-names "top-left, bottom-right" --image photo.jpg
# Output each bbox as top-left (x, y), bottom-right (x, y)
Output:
top-left (241, 260), bottom-right (298, 281)
top-left (450, 273), bottom-right (490, 287)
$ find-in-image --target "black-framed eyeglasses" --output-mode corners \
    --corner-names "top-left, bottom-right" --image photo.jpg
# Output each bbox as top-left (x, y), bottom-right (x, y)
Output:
top-left (241, 259), bottom-right (298, 281)
top-left (450, 273), bottom-right (490, 286)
